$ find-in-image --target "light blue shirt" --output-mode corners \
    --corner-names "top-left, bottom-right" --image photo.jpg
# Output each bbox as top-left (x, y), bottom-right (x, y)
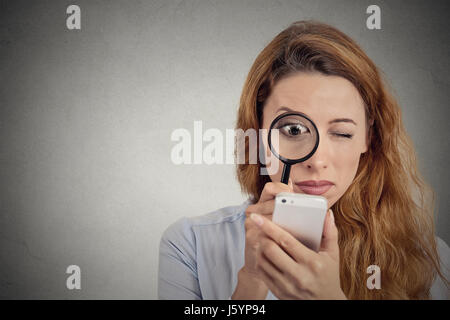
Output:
top-left (158, 199), bottom-right (450, 300)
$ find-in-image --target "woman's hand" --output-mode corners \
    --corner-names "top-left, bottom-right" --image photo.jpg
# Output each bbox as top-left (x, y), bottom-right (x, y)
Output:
top-left (249, 208), bottom-right (347, 300)
top-left (231, 181), bottom-right (294, 300)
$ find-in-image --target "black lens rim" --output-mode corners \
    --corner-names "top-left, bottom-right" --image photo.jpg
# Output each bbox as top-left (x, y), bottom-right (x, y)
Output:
top-left (267, 111), bottom-right (320, 165)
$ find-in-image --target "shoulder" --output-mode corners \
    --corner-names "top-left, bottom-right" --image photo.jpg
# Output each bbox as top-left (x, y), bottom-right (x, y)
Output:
top-left (430, 236), bottom-right (450, 299)
top-left (160, 199), bottom-right (251, 245)
top-left (436, 236), bottom-right (450, 259)
top-left (435, 236), bottom-right (450, 275)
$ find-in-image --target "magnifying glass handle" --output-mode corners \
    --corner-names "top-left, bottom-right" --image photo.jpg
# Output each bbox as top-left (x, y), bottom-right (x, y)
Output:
top-left (281, 163), bottom-right (291, 185)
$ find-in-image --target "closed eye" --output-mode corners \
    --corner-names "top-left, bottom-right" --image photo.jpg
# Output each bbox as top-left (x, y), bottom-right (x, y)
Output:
top-left (331, 132), bottom-right (353, 139)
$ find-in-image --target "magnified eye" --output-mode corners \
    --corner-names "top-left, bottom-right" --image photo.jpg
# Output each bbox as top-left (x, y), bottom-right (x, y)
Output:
top-left (278, 122), bottom-right (310, 138)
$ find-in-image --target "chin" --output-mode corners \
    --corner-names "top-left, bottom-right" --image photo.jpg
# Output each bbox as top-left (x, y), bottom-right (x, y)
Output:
top-left (326, 196), bottom-right (338, 208)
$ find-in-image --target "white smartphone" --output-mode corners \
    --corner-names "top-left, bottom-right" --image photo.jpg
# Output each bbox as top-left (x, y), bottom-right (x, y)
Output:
top-left (272, 192), bottom-right (328, 252)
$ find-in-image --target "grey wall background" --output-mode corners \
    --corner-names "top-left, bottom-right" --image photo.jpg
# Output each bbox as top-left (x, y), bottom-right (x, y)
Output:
top-left (0, 0), bottom-right (448, 299)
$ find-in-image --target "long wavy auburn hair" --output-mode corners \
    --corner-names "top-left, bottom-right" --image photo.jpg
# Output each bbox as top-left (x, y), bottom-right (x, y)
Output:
top-left (235, 20), bottom-right (449, 299)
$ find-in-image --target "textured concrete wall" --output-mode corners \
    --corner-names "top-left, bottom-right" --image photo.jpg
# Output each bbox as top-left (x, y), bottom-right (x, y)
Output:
top-left (0, 0), bottom-right (448, 299)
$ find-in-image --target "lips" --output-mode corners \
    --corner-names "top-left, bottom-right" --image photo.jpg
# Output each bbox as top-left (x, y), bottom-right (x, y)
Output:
top-left (295, 180), bottom-right (334, 195)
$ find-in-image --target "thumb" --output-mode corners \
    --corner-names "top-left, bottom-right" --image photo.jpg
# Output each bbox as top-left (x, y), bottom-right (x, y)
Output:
top-left (319, 209), bottom-right (339, 260)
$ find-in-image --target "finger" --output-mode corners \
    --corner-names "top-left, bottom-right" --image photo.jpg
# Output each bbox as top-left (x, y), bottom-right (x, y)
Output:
top-left (256, 265), bottom-right (283, 299)
top-left (245, 200), bottom-right (275, 217)
top-left (258, 249), bottom-right (284, 280)
top-left (319, 209), bottom-right (340, 261)
top-left (259, 182), bottom-right (292, 203)
top-left (259, 237), bottom-right (308, 285)
top-left (257, 253), bottom-right (294, 298)
top-left (250, 213), bottom-right (315, 263)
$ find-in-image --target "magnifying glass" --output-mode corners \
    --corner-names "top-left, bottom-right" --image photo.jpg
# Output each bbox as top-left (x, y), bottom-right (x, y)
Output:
top-left (267, 111), bottom-right (319, 184)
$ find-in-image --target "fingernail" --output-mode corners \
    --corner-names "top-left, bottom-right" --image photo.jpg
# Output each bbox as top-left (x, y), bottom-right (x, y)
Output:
top-left (250, 213), bottom-right (264, 226)
top-left (330, 210), bottom-right (335, 225)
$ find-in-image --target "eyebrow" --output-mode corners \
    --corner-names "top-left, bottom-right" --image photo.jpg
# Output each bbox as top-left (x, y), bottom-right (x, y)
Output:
top-left (329, 118), bottom-right (357, 126)
top-left (275, 106), bottom-right (357, 126)
top-left (275, 106), bottom-right (295, 114)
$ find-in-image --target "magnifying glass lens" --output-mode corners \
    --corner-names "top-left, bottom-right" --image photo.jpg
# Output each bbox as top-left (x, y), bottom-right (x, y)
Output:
top-left (270, 114), bottom-right (318, 161)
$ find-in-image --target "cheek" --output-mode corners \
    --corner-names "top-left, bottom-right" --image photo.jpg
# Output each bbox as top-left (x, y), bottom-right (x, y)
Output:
top-left (333, 144), bottom-right (362, 196)
top-left (338, 152), bottom-right (360, 181)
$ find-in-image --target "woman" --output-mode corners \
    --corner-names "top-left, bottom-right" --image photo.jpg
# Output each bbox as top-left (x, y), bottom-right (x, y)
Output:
top-left (158, 20), bottom-right (449, 299)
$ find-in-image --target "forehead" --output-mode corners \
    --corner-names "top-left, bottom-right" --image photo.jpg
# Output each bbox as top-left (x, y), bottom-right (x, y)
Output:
top-left (264, 72), bottom-right (365, 123)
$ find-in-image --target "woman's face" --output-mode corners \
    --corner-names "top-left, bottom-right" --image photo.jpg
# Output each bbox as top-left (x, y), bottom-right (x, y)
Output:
top-left (261, 72), bottom-right (370, 208)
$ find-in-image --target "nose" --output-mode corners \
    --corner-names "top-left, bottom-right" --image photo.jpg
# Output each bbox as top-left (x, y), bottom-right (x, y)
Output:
top-left (302, 136), bottom-right (329, 170)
